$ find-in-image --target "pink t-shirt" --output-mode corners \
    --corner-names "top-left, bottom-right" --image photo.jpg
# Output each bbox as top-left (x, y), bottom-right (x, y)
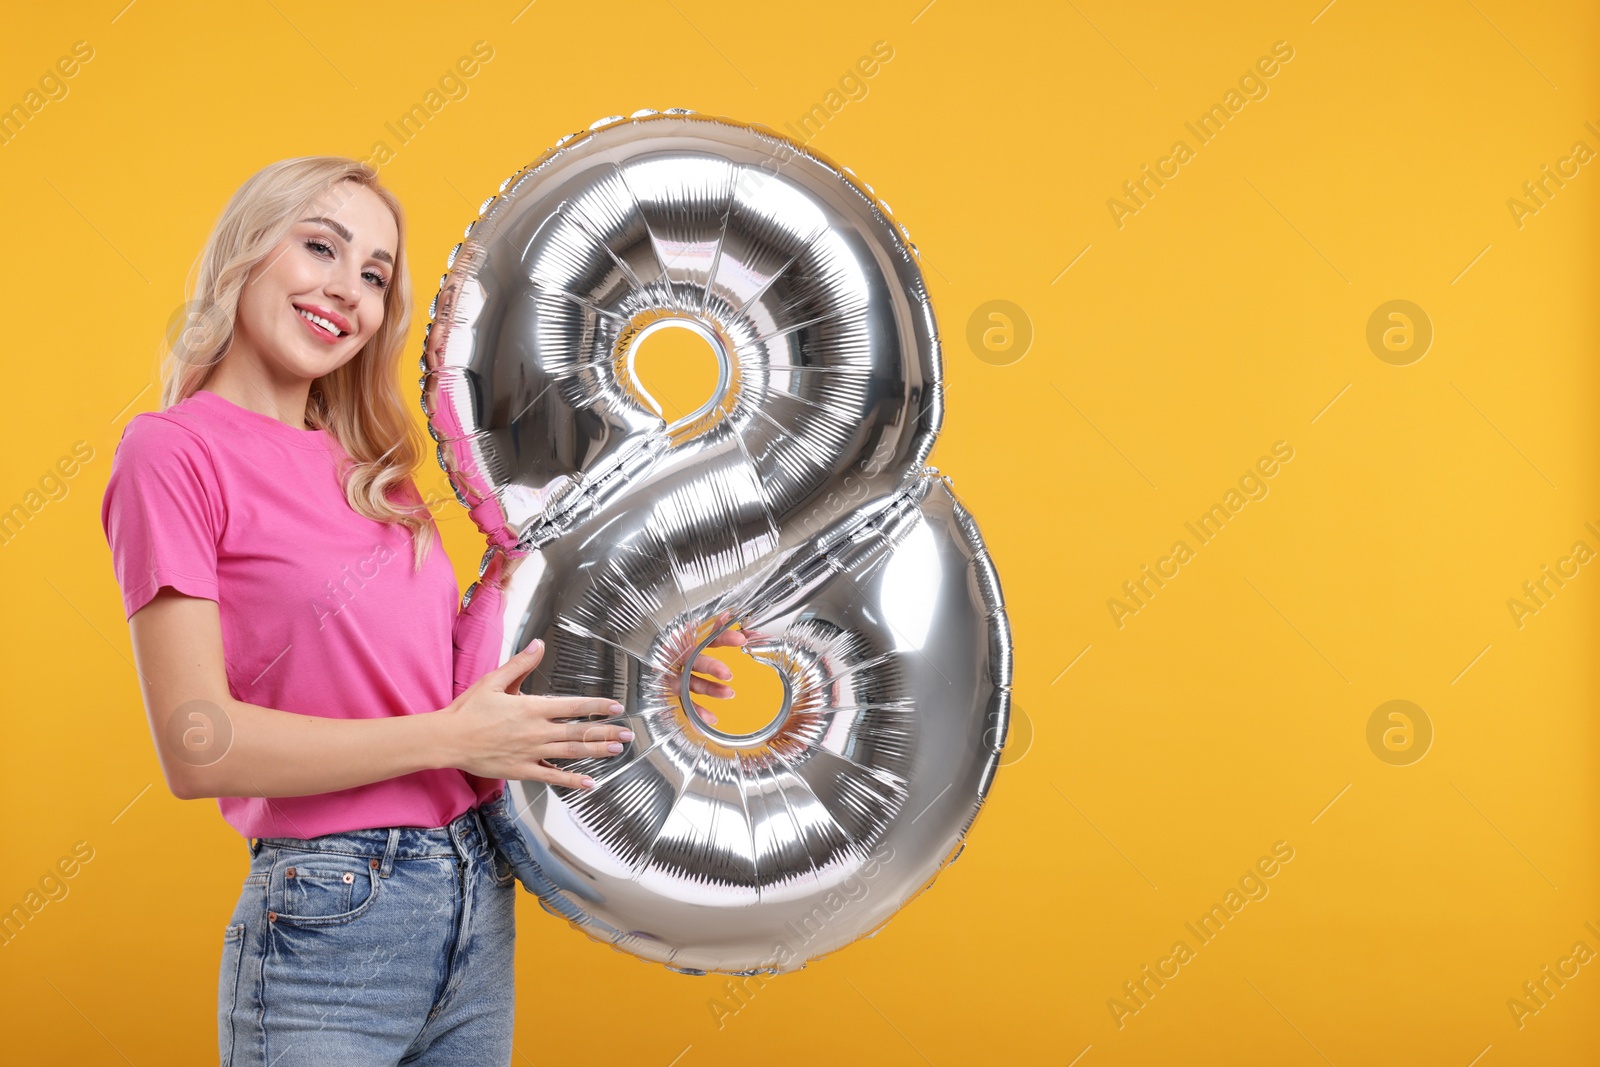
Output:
top-left (100, 387), bottom-right (506, 839)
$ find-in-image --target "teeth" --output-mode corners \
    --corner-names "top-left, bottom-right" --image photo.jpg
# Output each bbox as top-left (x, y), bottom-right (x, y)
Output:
top-left (296, 307), bottom-right (343, 336)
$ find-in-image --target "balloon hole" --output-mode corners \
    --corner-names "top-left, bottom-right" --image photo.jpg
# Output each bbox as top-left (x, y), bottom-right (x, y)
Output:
top-left (687, 637), bottom-right (790, 744)
top-left (627, 318), bottom-right (729, 433)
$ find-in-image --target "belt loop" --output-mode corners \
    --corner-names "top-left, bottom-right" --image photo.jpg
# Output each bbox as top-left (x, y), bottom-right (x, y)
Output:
top-left (450, 806), bottom-right (482, 866)
top-left (469, 804), bottom-right (489, 850)
top-left (379, 827), bottom-right (401, 878)
top-left (248, 836), bottom-right (261, 857)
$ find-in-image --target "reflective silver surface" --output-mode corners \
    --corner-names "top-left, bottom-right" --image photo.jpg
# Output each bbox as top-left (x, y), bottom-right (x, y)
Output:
top-left (422, 109), bottom-right (1012, 974)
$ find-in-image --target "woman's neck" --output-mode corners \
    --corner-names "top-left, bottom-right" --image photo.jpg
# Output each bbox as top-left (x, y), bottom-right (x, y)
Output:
top-left (201, 360), bottom-right (314, 431)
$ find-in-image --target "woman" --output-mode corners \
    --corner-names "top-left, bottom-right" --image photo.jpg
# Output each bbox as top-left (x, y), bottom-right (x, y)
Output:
top-left (100, 157), bottom-right (741, 1065)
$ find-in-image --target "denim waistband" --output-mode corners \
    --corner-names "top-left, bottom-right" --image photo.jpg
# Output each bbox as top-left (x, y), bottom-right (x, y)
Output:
top-left (248, 803), bottom-right (494, 873)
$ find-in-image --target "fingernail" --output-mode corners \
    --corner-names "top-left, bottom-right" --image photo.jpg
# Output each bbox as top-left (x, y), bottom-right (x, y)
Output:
top-left (609, 703), bottom-right (625, 714)
top-left (606, 742), bottom-right (623, 754)
top-left (581, 776), bottom-right (596, 789)
top-left (726, 689), bottom-right (736, 699)
top-left (618, 730), bottom-right (635, 741)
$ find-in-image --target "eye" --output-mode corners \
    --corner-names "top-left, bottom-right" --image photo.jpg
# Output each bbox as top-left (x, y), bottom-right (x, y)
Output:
top-left (305, 236), bottom-right (389, 290)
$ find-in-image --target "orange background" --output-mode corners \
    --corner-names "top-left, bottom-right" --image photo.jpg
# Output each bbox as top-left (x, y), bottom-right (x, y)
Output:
top-left (1, 1), bottom-right (1597, 1063)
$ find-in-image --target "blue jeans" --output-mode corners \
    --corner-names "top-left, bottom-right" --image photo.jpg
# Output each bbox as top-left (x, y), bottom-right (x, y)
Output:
top-left (218, 802), bottom-right (517, 1066)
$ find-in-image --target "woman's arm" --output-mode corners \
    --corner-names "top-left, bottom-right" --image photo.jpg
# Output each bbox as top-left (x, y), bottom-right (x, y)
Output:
top-left (131, 589), bottom-right (453, 799)
top-left (129, 588), bottom-right (626, 799)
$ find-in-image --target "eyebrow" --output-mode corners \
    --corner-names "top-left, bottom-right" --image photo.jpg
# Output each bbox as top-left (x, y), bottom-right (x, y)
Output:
top-left (300, 216), bottom-right (394, 266)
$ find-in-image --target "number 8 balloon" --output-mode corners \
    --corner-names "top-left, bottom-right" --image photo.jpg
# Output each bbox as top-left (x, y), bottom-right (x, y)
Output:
top-left (422, 108), bottom-right (1013, 975)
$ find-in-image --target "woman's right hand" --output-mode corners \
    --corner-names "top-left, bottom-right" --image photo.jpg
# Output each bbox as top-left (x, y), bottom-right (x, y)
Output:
top-left (443, 639), bottom-right (631, 790)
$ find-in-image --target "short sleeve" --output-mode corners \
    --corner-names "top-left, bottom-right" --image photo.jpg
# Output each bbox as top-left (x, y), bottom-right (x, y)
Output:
top-left (100, 414), bottom-right (224, 620)
top-left (451, 579), bottom-right (505, 698)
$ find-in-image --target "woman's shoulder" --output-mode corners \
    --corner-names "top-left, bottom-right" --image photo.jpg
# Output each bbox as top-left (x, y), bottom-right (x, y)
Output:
top-left (101, 396), bottom-right (228, 549)
top-left (110, 395), bottom-right (224, 481)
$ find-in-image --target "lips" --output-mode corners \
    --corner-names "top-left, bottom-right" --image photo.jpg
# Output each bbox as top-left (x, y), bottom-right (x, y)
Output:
top-left (292, 303), bottom-right (352, 343)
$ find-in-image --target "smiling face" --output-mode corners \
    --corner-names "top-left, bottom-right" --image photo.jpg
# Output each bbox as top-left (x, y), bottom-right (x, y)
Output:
top-left (229, 178), bottom-right (399, 386)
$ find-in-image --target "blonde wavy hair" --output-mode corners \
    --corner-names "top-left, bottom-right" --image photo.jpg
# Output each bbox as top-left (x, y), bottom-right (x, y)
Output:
top-left (159, 156), bottom-right (436, 570)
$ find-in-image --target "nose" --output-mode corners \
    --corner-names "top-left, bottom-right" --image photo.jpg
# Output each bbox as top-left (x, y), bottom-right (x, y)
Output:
top-left (324, 265), bottom-right (362, 311)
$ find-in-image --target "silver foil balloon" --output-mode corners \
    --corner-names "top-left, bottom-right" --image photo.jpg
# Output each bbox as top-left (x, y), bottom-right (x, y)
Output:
top-left (421, 108), bottom-right (1012, 975)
